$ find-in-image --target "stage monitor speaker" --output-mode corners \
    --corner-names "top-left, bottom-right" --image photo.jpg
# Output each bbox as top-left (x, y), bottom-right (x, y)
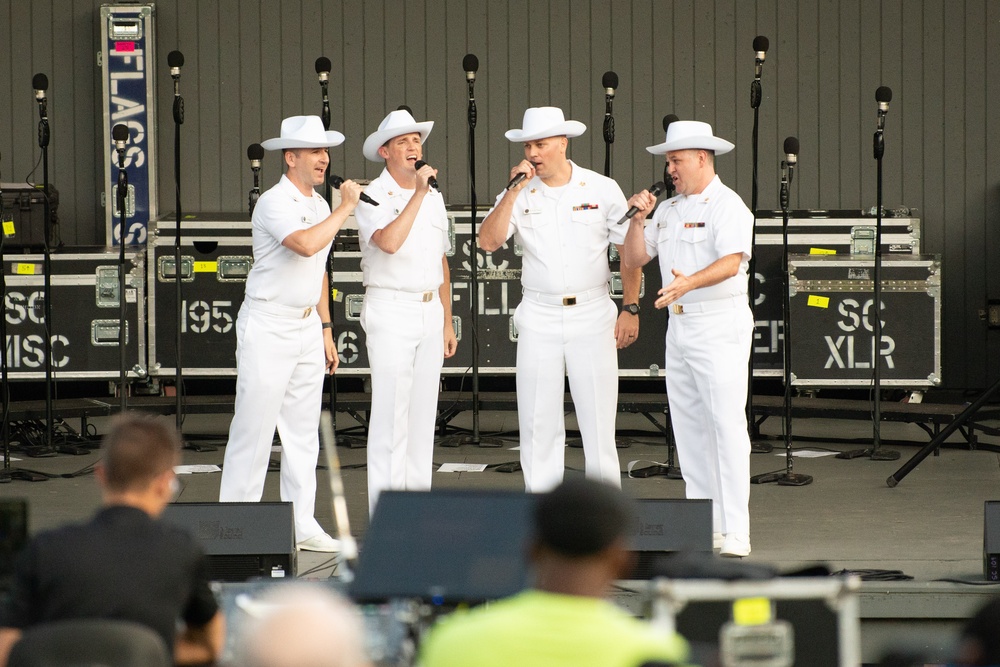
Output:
top-left (162, 502), bottom-right (295, 582)
top-left (984, 501), bottom-right (1000, 581)
top-left (627, 498), bottom-right (713, 579)
top-left (350, 489), bottom-right (537, 604)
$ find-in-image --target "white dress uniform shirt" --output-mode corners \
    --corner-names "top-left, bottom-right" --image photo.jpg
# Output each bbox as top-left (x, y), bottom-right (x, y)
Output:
top-left (245, 174), bottom-right (332, 307)
top-left (494, 161), bottom-right (628, 295)
top-left (643, 175), bottom-right (752, 302)
top-left (356, 168), bottom-right (449, 291)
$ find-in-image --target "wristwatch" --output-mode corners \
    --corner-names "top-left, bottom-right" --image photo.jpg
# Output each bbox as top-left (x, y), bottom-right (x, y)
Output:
top-left (321, 322), bottom-right (334, 330)
top-left (622, 303), bottom-right (640, 316)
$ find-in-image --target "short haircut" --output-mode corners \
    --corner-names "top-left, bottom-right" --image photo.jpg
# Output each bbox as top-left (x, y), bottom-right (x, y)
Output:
top-left (534, 478), bottom-right (632, 557)
top-left (100, 413), bottom-right (181, 493)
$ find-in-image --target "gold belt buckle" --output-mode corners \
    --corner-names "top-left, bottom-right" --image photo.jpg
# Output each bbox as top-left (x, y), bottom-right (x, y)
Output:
top-left (422, 291), bottom-right (433, 302)
top-left (672, 304), bottom-right (684, 315)
top-left (303, 306), bottom-right (313, 318)
top-left (562, 296), bottom-right (577, 306)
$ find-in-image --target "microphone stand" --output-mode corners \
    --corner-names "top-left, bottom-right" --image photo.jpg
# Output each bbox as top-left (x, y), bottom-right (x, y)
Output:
top-left (115, 144), bottom-right (129, 415)
top-left (316, 60), bottom-right (351, 443)
top-left (454, 61), bottom-right (502, 448)
top-left (603, 89), bottom-right (615, 177)
top-left (0, 167), bottom-right (47, 483)
top-left (746, 49), bottom-right (771, 455)
top-left (751, 157), bottom-right (811, 485)
top-left (39, 92), bottom-right (55, 448)
top-left (173, 68), bottom-right (185, 432)
top-left (839, 116), bottom-right (899, 461)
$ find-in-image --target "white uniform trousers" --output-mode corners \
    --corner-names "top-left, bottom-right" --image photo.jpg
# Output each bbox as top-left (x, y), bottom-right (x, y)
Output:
top-left (665, 299), bottom-right (754, 536)
top-left (220, 298), bottom-right (325, 542)
top-left (361, 293), bottom-right (444, 516)
top-left (513, 295), bottom-right (622, 492)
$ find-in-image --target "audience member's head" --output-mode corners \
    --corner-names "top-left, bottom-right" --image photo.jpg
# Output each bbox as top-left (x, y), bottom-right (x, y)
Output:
top-left (96, 413), bottom-right (182, 515)
top-left (234, 584), bottom-right (370, 667)
top-left (531, 478), bottom-right (635, 592)
top-left (955, 596), bottom-right (1000, 665)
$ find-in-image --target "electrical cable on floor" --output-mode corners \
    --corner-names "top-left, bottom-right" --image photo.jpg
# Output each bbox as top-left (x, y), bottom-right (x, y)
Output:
top-left (831, 568), bottom-right (912, 581)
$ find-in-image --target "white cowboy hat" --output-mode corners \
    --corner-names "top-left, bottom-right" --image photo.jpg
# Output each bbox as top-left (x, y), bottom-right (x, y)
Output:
top-left (504, 107), bottom-right (586, 142)
top-left (646, 120), bottom-right (734, 155)
top-left (260, 115), bottom-right (345, 151)
top-left (362, 110), bottom-right (434, 162)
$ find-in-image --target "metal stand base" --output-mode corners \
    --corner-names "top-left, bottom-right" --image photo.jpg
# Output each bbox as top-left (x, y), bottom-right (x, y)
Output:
top-left (0, 469), bottom-right (49, 483)
top-left (630, 463), bottom-right (683, 479)
top-left (751, 470), bottom-right (813, 486)
top-left (837, 447), bottom-right (900, 461)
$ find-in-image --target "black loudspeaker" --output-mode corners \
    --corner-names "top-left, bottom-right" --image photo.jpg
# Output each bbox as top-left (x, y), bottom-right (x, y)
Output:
top-left (984, 501), bottom-right (1000, 581)
top-left (350, 490), bottom-right (537, 604)
top-left (162, 502), bottom-right (295, 582)
top-left (627, 498), bottom-right (713, 579)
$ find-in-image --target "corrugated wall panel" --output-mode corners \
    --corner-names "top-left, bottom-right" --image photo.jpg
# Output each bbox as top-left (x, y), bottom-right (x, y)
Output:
top-left (0, 0), bottom-right (997, 389)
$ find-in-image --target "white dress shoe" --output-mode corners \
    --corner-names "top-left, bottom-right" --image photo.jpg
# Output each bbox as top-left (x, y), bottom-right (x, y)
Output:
top-left (720, 534), bottom-right (751, 558)
top-left (296, 532), bottom-right (342, 553)
top-left (713, 532), bottom-right (725, 550)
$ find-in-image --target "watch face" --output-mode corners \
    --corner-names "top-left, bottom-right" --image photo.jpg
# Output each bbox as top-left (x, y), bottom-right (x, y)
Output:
top-left (624, 304), bottom-right (640, 315)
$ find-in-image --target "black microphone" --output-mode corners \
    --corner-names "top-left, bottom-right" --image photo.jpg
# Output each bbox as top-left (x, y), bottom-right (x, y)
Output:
top-left (414, 159), bottom-right (439, 191)
top-left (112, 123), bottom-right (129, 168)
top-left (32, 73), bottom-right (48, 120)
top-left (168, 50), bottom-right (184, 97)
top-left (876, 85), bottom-right (892, 131)
top-left (506, 172), bottom-right (528, 191)
top-left (464, 54), bottom-right (479, 129)
top-left (602, 71), bottom-right (619, 99)
top-left (753, 35), bottom-right (769, 79)
top-left (397, 104), bottom-right (413, 114)
top-left (329, 175), bottom-right (379, 207)
top-left (463, 53), bottom-right (479, 83)
top-left (783, 136), bottom-right (799, 185)
top-left (315, 56), bottom-right (331, 84)
top-left (248, 143), bottom-right (264, 215)
top-left (617, 181), bottom-right (666, 224)
top-left (247, 143), bottom-right (264, 170)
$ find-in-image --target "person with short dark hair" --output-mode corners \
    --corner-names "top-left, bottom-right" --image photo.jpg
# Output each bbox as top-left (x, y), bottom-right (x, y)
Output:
top-left (0, 414), bottom-right (225, 667)
top-left (417, 478), bottom-right (690, 667)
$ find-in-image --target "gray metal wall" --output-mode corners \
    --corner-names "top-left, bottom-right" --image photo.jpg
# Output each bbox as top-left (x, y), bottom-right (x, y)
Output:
top-left (1, 0), bottom-right (998, 390)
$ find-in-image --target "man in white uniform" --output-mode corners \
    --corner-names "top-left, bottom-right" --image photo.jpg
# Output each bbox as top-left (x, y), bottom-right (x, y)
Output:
top-left (354, 109), bottom-right (457, 515)
top-left (622, 120), bottom-right (754, 558)
top-left (479, 107), bottom-right (641, 492)
top-left (220, 116), bottom-right (362, 552)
